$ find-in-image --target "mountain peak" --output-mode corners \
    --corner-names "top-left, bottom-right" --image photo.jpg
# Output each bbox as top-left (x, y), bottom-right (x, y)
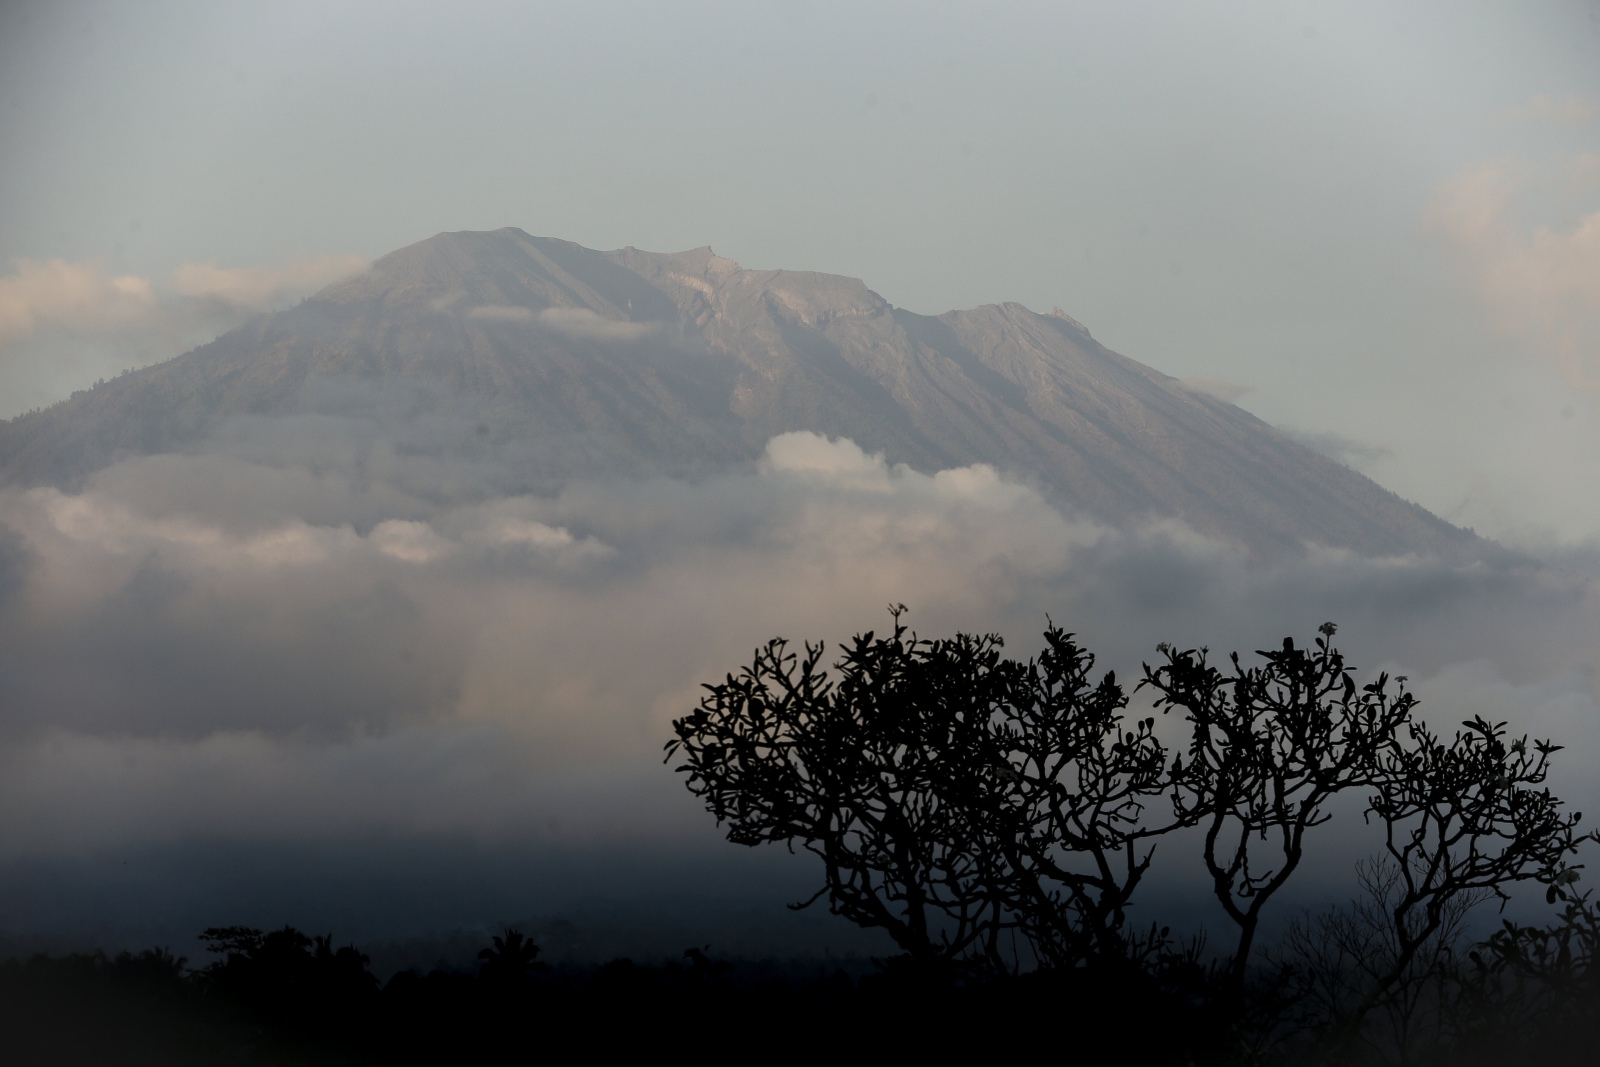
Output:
top-left (0, 230), bottom-right (1477, 558)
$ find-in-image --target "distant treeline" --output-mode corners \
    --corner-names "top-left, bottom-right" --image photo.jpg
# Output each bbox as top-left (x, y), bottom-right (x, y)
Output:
top-left (0, 926), bottom-right (1211, 1063)
top-left (2, 916), bottom-right (1598, 1065)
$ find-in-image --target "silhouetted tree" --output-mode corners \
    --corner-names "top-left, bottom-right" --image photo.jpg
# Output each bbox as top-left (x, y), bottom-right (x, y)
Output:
top-left (477, 928), bottom-right (545, 983)
top-left (667, 608), bottom-right (1181, 973)
top-left (667, 607), bottom-right (1022, 971)
top-left (1140, 624), bottom-right (1417, 994)
top-left (979, 623), bottom-right (1176, 969)
top-left (110, 946), bottom-right (188, 986)
top-left (1451, 890), bottom-right (1600, 1063)
top-left (1276, 859), bottom-right (1484, 1064)
top-left (198, 924), bottom-right (378, 1048)
top-left (667, 609), bottom-right (1600, 1064)
top-left (1320, 714), bottom-right (1595, 1056)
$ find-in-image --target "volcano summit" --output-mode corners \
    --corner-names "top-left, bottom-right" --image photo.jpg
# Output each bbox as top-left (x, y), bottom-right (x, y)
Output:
top-left (0, 228), bottom-right (1471, 556)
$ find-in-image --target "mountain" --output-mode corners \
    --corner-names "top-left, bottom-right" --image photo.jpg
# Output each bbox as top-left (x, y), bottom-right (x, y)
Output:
top-left (0, 228), bottom-right (1474, 556)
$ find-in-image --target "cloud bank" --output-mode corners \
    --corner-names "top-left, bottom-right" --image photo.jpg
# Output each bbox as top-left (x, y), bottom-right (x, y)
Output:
top-left (1, 430), bottom-right (1596, 869)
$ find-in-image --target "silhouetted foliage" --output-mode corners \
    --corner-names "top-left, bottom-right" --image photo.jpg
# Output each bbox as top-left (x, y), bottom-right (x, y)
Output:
top-left (1450, 891), bottom-right (1600, 1064)
top-left (665, 606), bottom-right (1021, 970)
top-left (982, 622), bottom-right (1177, 971)
top-left (665, 607), bottom-right (1180, 974)
top-left (669, 610), bottom-right (1600, 1063)
top-left (476, 927), bottom-right (546, 984)
top-left (1140, 624), bottom-right (1420, 993)
top-left (198, 924), bottom-right (378, 1054)
top-left (1275, 859), bottom-right (1485, 1063)
top-left (1319, 713), bottom-right (1591, 1056)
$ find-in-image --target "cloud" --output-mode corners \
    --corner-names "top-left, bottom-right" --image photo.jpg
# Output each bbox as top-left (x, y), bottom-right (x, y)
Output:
top-left (0, 252), bottom-right (369, 419)
top-left (466, 304), bottom-right (535, 322)
top-left (0, 254), bottom-right (368, 348)
top-left (0, 430), bottom-right (1596, 863)
top-left (1494, 93), bottom-right (1599, 129)
top-left (0, 260), bottom-right (158, 345)
top-left (170, 253), bottom-right (367, 311)
top-left (538, 307), bottom-right (660, 341)
top-left (759, 431), bottom-right (899, 489)
top-left (1424, 157), bottom-right (1600, 392)
top-left (464, 306), bottom-right (662, 342)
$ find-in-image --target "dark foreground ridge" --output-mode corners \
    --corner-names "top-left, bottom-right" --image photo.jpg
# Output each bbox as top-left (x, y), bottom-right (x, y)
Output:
top-left (0, 228), bottom-right (1476, 557)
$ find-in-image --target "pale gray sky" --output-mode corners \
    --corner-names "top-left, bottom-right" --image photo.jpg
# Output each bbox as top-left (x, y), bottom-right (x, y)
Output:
top-left (2, 0), bottom-right (1599, 542)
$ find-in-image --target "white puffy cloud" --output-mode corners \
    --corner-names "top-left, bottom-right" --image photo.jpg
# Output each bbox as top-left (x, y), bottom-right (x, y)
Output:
top-left (759, 431), bottom-right (900, 488)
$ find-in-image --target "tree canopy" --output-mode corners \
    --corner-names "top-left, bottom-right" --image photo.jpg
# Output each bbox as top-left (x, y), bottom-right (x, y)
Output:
top-left (667, 609), bottom-right (1595, 1042)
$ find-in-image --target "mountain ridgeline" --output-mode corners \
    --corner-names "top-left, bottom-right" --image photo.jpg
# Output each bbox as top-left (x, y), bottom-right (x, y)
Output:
top-left (0, 228), bottom-right (1473, 556)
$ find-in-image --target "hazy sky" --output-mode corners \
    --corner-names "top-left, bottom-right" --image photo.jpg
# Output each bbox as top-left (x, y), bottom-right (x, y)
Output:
top-left (2, 0), bottom-right (1599, 544)
top-left (3, 1), bottom-right (1600, 954)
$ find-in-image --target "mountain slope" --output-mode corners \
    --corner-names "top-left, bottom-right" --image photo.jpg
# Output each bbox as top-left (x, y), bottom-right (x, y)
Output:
top-left (0, 228), bottom-right (1474, 556)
